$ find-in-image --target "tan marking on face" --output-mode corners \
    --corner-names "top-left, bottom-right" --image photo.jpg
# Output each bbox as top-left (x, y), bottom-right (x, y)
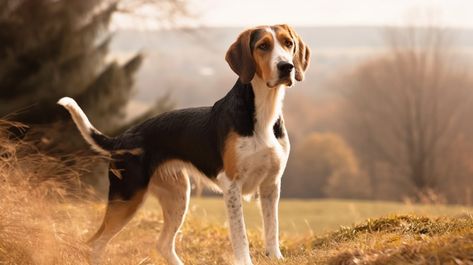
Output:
top-left (276, 24), bottom-right (311, 81)
top-left (223, 131), bottom-right (240, 180)
top-left (252, 26), bottom-right (297, 86)
top-left (252, 30), bottom-right (274, 82)
top-left (273, 25), bottom-right (295, 53)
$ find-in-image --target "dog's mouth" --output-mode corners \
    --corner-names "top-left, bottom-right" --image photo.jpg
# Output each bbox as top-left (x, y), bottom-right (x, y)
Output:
top-left (267, 77), bottom-right (293, 88)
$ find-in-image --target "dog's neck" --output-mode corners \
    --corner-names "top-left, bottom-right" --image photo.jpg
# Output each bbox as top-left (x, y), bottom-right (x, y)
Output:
top-left (251, 76), bottom-right (286, 137)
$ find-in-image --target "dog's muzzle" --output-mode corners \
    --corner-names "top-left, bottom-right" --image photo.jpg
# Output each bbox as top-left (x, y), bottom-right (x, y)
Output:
top-left (277, 61), bottom-right (294, 78)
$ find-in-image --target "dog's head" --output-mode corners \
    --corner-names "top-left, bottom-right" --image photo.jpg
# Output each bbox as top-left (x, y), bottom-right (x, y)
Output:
top-left (225, 24), bottom-right (311, 88)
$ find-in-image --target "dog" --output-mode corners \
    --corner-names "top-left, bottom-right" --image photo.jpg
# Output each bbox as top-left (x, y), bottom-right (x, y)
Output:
top-left (58, 24), bottom-right (310, 265)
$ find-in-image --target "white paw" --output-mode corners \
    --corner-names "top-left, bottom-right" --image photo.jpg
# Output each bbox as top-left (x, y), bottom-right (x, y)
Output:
top-left (266, 249), bottom-right (284, 260)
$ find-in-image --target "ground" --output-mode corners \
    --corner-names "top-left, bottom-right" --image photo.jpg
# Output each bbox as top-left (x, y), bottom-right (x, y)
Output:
top-left (105, 197), bottom-right (473, 265)
top-left (3, 196), bottom-right (470, 265)
top-left (109, 198), bottom-right (473, 265)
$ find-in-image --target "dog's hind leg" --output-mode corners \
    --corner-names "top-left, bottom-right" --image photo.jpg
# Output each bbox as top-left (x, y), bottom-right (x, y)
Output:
top-left (149, 170), bottom-right (190, 265)
top-left (87, 154), bottom-right (148, 264)
top-left (87, 190), bottom-right (146, 263)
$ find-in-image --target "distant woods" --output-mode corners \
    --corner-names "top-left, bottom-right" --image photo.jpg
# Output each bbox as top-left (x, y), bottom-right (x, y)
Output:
top-left (0, 0), bottom-right (139, 129)
top-left (284, 26), bottom-right (473, 204)
top-left (0, 0), bottom-right (183, 150)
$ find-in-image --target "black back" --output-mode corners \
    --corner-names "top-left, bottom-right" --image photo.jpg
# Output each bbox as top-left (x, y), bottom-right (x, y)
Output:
top-left (115, 79), bottom-right (286, 181)
top-left (123, 80), bottom-right (255, 179)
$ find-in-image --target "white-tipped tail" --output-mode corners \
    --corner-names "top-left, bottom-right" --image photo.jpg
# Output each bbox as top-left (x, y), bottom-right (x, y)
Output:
top-left (58, 97), bottom-right (109, 154)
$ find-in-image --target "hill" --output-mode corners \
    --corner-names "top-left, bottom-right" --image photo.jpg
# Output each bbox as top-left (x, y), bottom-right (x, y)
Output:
top-left (1, 117), bottom-right (472, 265)
top-left (2, 196), bottom-right (472, 264)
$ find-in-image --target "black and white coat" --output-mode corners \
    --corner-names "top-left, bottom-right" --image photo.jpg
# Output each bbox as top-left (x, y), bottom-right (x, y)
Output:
top-left (59, 24), bottom-right (310, 265)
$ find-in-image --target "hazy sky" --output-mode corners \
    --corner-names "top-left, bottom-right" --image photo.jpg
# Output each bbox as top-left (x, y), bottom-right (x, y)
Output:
top-left (191, 0), bottom-right (472, 28)
top-left (112, 0), bottom-right (473, 30)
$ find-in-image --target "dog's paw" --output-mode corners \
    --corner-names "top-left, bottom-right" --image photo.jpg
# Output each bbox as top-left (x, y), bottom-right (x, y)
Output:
top-left (265, 249), bottom-right (284, 260)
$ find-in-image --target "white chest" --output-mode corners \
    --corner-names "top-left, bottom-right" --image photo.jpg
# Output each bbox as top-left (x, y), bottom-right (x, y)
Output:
top-left (218, 80), bottom-right (290, 194)
top-left (234, 132), bottom-right (288, 194)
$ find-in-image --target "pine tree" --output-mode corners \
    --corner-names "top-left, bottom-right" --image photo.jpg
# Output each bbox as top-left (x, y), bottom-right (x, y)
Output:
top-left (0, 0), bottom-right (142, 132)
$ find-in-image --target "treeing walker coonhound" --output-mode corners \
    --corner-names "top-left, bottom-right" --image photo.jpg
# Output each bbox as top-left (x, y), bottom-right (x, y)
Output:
top-left (58, 24), bottom-right (310, 265)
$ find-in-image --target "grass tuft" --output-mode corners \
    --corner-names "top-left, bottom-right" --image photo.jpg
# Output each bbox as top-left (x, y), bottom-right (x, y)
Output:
top-left (0, 120), bottom-right (96, 265)
top-left (313, 214), bottom-right (473, 248)
top-left (314, 215), bottom-right (473, 265)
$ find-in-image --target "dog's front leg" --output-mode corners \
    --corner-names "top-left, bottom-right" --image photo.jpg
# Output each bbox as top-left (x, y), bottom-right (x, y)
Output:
top-left (259, 181), bottom-right (283, 259)
top-left (223, 180), bottom-right (253, 265)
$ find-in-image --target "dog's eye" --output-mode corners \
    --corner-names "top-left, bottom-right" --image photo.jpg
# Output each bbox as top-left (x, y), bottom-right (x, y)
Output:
top-left (285, 40), bottom-right (293, 48)
top-left (258, 43), bottom-right (269, 51)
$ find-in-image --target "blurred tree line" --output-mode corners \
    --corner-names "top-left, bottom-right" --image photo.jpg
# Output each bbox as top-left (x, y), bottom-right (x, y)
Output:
top-left (0, 0), bottom-right (182, 152)
top-left (339, 26), bottom-right (473, 204)
top-left (0, 0), bottom-right (138, 128)
top-left (0, 0), bottom-right (183, 190)
top-left (283, 25), bottom-right (473, 205)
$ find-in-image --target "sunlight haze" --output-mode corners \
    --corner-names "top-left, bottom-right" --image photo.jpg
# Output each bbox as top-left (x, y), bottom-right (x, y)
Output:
top-left (112, 0), bottom-right (473, 29)
top-left (193, 0), bottom-right (473, 27)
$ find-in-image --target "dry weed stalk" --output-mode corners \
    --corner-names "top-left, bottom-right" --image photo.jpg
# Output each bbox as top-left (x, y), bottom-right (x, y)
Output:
top-left (0, 120), bottom-right (97, 264)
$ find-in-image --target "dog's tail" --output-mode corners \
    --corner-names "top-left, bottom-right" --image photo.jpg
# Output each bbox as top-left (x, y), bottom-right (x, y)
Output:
top-left (57, 97), bottom-right (141, 155)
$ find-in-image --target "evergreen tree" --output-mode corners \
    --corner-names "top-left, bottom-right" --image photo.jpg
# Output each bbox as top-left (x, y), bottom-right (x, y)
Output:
top-left (0, 0), bottom-right (142, 132)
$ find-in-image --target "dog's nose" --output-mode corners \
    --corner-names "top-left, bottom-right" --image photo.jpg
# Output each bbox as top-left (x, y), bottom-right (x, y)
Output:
top-left (277, 62), bottom-right (294, 75)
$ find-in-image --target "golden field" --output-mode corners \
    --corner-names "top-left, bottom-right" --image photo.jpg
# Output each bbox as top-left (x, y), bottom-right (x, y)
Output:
top-left (1, 120), bottom-right (472, 265)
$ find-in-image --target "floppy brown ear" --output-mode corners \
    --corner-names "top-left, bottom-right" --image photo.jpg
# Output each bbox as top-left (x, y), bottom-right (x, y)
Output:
top-left (225, 29), bottom-right (255, 84)
top-left (284, 25), bottom-right (311, 81)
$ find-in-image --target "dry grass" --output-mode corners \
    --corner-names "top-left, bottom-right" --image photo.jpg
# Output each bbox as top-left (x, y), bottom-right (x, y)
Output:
top-left (313, 215), bottom-right (473, 264)
top-left (0, 120), bottom-right (472, 265)
top-left (0, 120), bottom-right (96, 264)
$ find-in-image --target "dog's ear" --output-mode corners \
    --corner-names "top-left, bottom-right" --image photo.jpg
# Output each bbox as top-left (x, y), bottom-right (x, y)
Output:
top-left (225, 29), bottom-right (255, 84)
top-left (284, 25), bottom-right (311, 81)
